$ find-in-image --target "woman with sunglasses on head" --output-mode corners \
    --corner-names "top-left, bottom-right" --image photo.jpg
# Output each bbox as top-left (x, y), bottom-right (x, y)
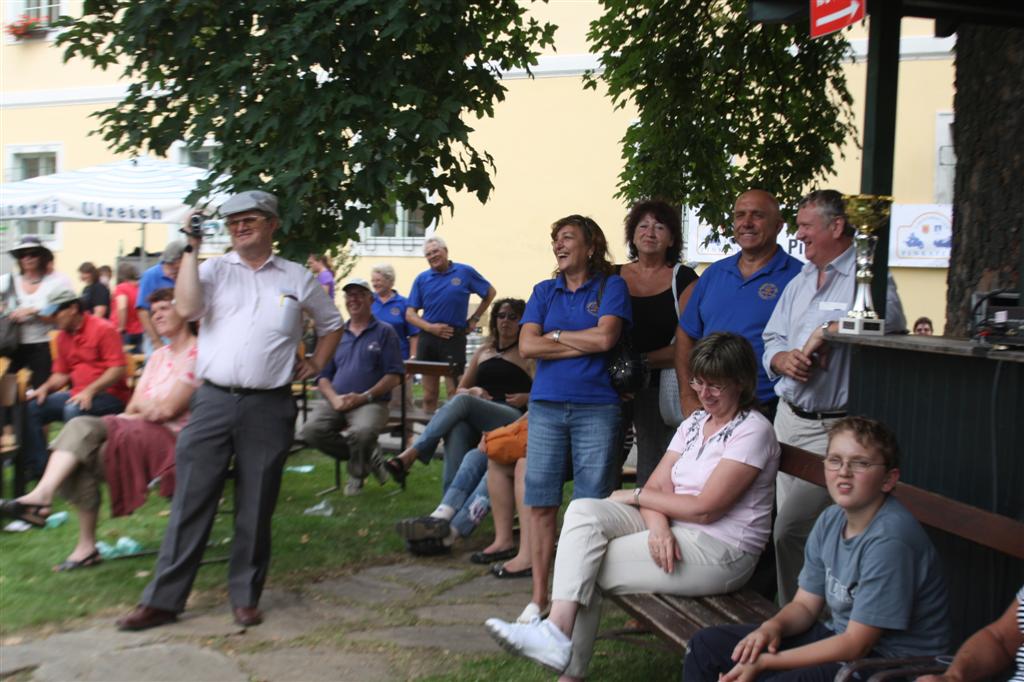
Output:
top-left (385, 298), bottom-right (532, 495)
top-left (486, 333), bottom-right (780, 680)
top-left (2, 237), bottom-right (74, 387)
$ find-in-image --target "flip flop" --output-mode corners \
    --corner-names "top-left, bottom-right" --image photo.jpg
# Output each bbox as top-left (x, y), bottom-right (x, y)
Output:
top-left (383, 458), bottom-right (407, 490)
top-left (470, 546), bottom-right (518, 564)
top-left (53, 549), bottom-right (102, 572)
top-left (0, 499), bottom-right (50, 527)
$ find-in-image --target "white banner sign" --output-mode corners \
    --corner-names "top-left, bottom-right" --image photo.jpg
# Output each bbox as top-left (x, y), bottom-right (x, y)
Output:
top-left (888, 204), bottom-right (952, 268)
top-left (685, 204), bottom-right (952, 269)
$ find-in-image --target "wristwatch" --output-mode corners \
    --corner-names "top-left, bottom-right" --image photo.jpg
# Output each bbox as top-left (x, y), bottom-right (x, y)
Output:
top-left (821, 321), bottom-right (833, 332)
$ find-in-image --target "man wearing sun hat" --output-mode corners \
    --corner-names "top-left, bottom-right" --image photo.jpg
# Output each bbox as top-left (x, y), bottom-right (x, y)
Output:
top-left (22, 287), bottom-right (128, 478)
top-left (118, 190), bottom-right (342, 632)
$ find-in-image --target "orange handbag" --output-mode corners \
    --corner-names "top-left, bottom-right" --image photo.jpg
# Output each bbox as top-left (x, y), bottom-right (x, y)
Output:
top-left (483, 417), bottom-right (528, 465)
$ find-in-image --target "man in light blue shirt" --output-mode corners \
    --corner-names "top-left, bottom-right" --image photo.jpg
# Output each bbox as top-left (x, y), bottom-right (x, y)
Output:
top-left (762, 189), bottom-right (906, 604)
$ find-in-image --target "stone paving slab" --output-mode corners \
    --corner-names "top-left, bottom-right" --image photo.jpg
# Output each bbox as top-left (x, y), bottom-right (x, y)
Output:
top-left (309, 573), bottom-right (418, 605)
top-left (357, 562), bottom-right (467, 589)
top-left (239, 647), bottom-right (395, 682)
top-left (346, 624), bottom-right (500, 654)
top-left (0, 628), bottom-right (161, 677)
top-left (435, 573), bottom-right (533, 604)
top-left (33, 643), bottom-right (247, 682)
top-left (412, 602), bottom-right (512, 625)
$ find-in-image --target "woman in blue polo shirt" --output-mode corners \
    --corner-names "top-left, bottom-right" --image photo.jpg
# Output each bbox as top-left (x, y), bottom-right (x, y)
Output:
top-left (517, 214), bottom-right (631, 624)
top-left (369, 263), bottom-right (419, 360)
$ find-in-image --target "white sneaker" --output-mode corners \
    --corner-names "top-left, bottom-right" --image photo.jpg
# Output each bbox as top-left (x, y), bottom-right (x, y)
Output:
top-left (343, 477), bottom-right (364, 497)
top-left (484, 617), bottom-right (572, 674)
top-left (516, 602), bottom-right (542, 624)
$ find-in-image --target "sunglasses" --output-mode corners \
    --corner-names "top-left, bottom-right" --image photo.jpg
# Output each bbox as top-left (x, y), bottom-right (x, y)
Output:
top-left (17, 250), bottom-right (46, 258)
top-left (494, 312), bottom-right (520, 320)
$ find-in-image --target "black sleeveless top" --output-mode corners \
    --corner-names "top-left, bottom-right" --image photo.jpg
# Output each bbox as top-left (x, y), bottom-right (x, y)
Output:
top-left (617, 264), bottom-right (699, 354)
top-left (476, 355), bottom-right (533, 407)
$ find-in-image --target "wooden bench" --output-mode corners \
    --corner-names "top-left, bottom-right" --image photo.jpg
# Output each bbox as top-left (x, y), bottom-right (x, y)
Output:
top-left (603, 443), bottom-right (1024, 678)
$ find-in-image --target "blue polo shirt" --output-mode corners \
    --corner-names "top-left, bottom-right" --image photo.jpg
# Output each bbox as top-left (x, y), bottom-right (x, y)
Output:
top-left (523, 273), bottom-right (632, 405)
top-left (318, 318), bottom-right (404, 402)
top-left (372, 291), bottom-right (420, 359)
top-left (680, 247), bottom-right (801, 403)
top-left (407, 261), bottom-right (491, 328)
top-left (135, 263), bottom-right (175, 310)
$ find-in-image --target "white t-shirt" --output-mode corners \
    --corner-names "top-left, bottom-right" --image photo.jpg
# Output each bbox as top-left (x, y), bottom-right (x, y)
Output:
top-left (667, 409), bottom-right (780, 554)
top-left (2, 272), bottom-right (74, 345)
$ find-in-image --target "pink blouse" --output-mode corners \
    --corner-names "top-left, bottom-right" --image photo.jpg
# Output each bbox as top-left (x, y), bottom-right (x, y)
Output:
top-left (132, 341), bottom-right (200, 433)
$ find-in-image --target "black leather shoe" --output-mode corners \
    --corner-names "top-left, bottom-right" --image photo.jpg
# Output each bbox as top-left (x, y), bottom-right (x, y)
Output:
top-left (116, 605), bottom-right (177, 631)
top-left (233, 606), bottom-right (263, 627)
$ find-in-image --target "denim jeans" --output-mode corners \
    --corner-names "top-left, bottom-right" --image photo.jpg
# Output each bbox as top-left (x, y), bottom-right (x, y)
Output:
top-left (24, 390), bottom-right (125, 478)
top-left (412, 393), bottom-right (521, 492)
top-left (523, 400), bottom-right (621, 507)
top-left (440, 447), bottom-right (490, 537)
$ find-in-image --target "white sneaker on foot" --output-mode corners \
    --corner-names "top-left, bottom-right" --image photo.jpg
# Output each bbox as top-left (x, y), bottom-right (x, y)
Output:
top-left (343, 477), bottom-right (364, 496)
top-left (516, 602), bottom-right (542, 624)
top-left (484, 617), bottom-right (571, 674)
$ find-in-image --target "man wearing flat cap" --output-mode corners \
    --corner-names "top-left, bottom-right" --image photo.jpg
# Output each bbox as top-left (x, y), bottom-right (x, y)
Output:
top-left (24, 288), bottom-right (129, 478)
top-left (299, 277), bottom-right (403, 496)
top-left (118, 190), bottom-right (343, 631)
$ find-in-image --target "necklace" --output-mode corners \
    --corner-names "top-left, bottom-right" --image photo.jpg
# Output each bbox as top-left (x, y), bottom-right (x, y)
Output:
top-left (496, 339), bottom-right (518, 354)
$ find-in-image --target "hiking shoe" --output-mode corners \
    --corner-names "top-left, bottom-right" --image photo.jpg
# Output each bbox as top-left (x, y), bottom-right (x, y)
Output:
top-left (484, 617), bottom-right (571, 674)
top-left (395, 515), bottom-right (449, 541)
top-left (343, 477), bottom-right (364, 497)
top-left (405, 538), bottom-right (451, 556)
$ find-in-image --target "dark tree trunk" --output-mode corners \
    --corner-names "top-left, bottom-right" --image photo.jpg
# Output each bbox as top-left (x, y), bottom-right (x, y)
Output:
top-left (946, 25), bottom-right (1023, 337)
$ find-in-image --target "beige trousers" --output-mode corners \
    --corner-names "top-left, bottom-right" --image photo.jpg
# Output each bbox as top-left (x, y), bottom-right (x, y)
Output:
top-left (551, 497), bottom-right (758, 678)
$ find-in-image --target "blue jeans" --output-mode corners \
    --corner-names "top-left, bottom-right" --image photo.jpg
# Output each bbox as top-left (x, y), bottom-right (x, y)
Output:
top-left (440, 448), bottom-right (490, 537)
top-left (524, 400), bottom-right (621, 507)
top-left (412, 393), bottom-right (522, 492)
top-left (24, 390), bottom-right (125, 478)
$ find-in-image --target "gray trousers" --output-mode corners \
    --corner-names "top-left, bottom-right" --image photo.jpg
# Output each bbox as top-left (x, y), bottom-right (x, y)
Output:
top-left (299, 399), bottom-right (389, 480)
top-left (772, 401), bottom-right (840, 605)
top-left (141, 383), bottom-right (296, 612)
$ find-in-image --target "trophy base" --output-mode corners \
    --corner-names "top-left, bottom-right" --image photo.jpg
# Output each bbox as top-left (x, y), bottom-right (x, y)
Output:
top-left (839, 316), bottom-right (885, 336)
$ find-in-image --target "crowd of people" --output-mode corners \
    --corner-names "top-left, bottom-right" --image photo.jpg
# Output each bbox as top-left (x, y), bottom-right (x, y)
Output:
top-left (1, 186), bottom-right (1017, 681)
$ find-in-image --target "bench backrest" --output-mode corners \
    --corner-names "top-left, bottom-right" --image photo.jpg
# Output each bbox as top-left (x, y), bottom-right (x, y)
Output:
top-left (779, 444), bottom-right (1024, 560)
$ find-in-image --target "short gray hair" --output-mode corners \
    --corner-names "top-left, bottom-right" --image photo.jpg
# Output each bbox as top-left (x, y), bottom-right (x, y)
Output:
top-left (370, 263), bottom-right (396, 285)
top-left (423, 236), bottom-right (447, 252)
top-left (798, 189), bottom-right (853, 237)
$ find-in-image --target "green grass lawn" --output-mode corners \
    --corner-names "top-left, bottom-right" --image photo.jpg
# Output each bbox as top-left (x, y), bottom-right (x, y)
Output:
top-left (0, 444), bottom-right (682, 680)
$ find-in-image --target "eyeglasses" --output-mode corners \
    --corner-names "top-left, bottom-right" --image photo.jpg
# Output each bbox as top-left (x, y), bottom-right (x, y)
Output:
top-left (688, 378), bottom-right (725, 397)
top-left (495, 312), bottom-right (520, 320)
top-left (225, 215), bottom-right (267, 229)
top-left (17, 250), bottom-right (45, 258)
top-left (823, 456), bottom-right (887, 474)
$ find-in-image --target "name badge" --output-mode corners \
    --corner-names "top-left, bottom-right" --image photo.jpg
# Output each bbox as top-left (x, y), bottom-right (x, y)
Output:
top-left (818, 301), bottom-right (846, 312)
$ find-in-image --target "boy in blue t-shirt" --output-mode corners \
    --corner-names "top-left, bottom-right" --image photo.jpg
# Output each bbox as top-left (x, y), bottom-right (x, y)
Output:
top-left (683, 417), bottom-right (950, 681)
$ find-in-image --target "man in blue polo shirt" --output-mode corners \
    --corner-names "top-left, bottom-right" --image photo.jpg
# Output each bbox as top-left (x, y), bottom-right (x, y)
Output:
top-left (300, 278), bottom-right (403, 495)
top-left (676, 190), bottom-right (801, 421)
top-left (406, 236), bottom-right (496, 413)
top-left (135, 240), bottom-right (184, 356)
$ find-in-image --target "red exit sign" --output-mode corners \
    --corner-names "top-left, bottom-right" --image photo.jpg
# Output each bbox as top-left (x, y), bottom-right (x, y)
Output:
top-left (810, 0), bottom-right (866, 38)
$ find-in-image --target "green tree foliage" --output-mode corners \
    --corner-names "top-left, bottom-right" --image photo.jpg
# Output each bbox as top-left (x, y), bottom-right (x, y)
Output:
top-left (56, 0), bottom-right (555, 257)
top-left (585, 0), bottom-right (855, 234)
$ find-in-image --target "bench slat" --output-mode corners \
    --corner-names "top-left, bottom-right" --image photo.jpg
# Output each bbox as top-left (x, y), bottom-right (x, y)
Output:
top-left (698, 592), bottom-right (774, 625)
top-left (611, 594), bottom-right (701, 651)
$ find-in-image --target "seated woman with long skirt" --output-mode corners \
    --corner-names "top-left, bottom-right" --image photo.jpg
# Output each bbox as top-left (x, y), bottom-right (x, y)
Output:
top-left (485, 332), bottom-right (781, 680)
top-left (385, 297), bottom-right (531, 491)
top-left (1, 288), bottom-right (198, 571)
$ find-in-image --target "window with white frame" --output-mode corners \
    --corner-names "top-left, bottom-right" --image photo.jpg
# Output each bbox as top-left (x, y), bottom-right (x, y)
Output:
top-left (23, 0), bottom-right (60, 23)
top-left (9, 150), bottom-right (58, 239)
top-left (173, 139), bottom-right (219, 170)
top-left (352, 199), bottom-right (435, 256)
top-left (934, 112), bottom-right (955, 205)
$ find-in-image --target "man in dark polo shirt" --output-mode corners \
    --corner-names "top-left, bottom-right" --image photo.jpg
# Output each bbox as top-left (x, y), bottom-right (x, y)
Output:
top-left (300, 278), bottom-right (403, 495)
top-left (406, 236), bottom-right (495, 413)
top-left (24, 288), bottom-right (128, 478)
top-left (676, 190), bottom-right (802, 422)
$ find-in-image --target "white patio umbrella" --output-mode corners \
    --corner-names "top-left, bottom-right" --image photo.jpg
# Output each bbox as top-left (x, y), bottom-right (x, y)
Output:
top-left (0, 155), bottom-right (227, 269)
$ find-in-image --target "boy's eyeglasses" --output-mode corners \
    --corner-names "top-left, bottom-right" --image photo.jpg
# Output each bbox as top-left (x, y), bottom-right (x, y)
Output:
top-left (823, 456), bottom-right (887, 474)
top-left (494, 312), bottom-right (520, 320)
top-left (688, 378), bottom-right (725, 397)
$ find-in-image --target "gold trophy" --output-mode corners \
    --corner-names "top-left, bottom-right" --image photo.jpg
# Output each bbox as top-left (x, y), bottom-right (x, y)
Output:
top-left (839, 194), bottom-right (893, 336)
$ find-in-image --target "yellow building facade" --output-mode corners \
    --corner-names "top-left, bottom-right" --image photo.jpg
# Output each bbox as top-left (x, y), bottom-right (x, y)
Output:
top-left (2, 1), bottom-right (952, 327)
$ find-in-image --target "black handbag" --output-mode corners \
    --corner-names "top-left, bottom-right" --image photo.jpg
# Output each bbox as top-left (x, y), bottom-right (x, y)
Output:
top-left (0, 274), bottom-right (21, 357)
top-left (596, 275), bottom-right (648, 394)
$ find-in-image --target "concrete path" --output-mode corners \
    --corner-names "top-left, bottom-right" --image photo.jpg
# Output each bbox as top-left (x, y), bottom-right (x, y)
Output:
top-left (0, 549), bottom-right (534, 681)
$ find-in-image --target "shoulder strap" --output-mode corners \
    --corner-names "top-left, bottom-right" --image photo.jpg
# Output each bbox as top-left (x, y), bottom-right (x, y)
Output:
top-left (671, 263), bottom-right (681, 317)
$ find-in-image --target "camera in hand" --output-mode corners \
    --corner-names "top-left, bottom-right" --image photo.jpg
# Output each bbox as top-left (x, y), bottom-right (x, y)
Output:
top-left (181, 213), bottom-right (211, 239)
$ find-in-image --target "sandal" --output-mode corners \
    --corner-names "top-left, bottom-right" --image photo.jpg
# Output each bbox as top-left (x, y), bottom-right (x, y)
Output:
top-left (383, 458), bottom-right (408, 490)
top-left (0, 499), bottom-right (50, 527)
top-left (53, 549), bottom-right (102, 572)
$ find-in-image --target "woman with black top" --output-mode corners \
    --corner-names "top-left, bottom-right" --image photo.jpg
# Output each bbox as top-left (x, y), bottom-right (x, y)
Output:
top-left (385, 298), bottom-right (532, 491)
top-left (78, 262), bottom-right (111, 318)
top-left (617, 200), bottom-right (698, 486)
